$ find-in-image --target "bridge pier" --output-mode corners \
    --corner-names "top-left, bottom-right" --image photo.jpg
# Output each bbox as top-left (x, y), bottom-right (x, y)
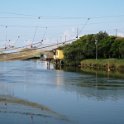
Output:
top-left (54, 59), bottom-right (64, 70)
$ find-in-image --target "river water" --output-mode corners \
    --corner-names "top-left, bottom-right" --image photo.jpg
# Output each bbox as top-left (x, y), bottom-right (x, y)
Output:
top-left (0, 60), bottom-right (124, 124)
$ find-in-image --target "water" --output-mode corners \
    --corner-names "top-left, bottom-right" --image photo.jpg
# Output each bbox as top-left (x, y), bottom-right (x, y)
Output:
top-left (0, 60), bottom-right (124, 124)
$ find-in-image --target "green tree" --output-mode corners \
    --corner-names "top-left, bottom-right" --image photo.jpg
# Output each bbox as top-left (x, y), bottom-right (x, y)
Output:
top-left (62, 32), bottom-right (124, 66)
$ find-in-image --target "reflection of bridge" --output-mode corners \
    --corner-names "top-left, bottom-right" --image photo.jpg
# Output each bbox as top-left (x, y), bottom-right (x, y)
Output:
top-left (0, 39), bottom-right (75, 61)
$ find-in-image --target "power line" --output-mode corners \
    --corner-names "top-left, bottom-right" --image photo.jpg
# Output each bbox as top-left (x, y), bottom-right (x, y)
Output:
top-left (91, 15), bottom-right (124, 19)
top-left (78, 18), bottom-right (90, 36)
top-left (0, 20), bottom-right (123, 29)
top-left (0, 17), bottom-right (36, 19)
top-left (0, 25), bottom-right (47, 28)
top-left (41, 27), bottom-right (47, 41)
top-left (32, 26), bottom-right (39, 43)
top-left (0, 38), bottom-right (75, 55)
top-left (1, 11), bottom-right (124, 20)
top-left (34, 15), bottom-right (124, 20)
top-left (0, 41), bottom-right (43, 52)
top-left (0, 11), bottom-right (35, 17)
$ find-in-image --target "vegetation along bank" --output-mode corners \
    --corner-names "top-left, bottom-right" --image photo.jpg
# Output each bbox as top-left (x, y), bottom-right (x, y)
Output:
top-left (81, 59), bottom-right (124, 73)
top-left (61, 31), bottom-right (124, 72)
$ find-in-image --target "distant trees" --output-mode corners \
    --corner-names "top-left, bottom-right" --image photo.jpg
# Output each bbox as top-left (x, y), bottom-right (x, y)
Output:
top-left (63, 32), bottom-right (124, 66)
top-left (110, 37), bottom-right (124, 58)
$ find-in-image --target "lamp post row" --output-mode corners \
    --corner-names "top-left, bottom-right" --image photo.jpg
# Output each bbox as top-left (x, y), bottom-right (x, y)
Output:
top-left (95, 39), bottom-right (98, 60)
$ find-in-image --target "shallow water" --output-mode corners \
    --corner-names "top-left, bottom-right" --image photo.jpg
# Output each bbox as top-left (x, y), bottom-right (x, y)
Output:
top-left (0, 60), bottom-right (124, 124)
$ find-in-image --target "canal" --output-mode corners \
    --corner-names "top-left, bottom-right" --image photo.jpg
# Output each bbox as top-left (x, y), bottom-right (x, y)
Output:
top-left (0, 60), bottom-right (124, 124)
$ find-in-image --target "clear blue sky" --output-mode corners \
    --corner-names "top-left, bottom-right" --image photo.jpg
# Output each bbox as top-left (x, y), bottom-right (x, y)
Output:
top-left (0, 0), bottom-right (124, 46)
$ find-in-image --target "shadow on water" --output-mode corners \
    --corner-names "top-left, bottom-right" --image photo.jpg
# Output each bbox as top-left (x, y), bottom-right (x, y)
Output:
top-left (62, 66), bottom-right (124, 79)
top-left (60, 66), bottom-right (124, 89)
top-left (54, 66), bottom-right (124, 102)
top-left (81, 68), bottom-right (124, 79)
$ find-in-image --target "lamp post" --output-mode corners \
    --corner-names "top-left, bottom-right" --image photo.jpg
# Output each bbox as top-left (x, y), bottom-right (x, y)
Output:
top-left (5, 26), bottom-right (8, 43)
top-left (95, 39), bottom-right (98, 60)
top-left (76, 28), bottom-right (79, 39)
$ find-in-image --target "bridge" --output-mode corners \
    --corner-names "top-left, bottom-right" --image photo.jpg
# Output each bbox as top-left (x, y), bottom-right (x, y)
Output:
top-left (0, 39), bottom-right (75, 61)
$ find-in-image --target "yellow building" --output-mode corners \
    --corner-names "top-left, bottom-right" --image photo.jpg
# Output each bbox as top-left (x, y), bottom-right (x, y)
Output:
top-left (54, 49), bottom-right (64, 60)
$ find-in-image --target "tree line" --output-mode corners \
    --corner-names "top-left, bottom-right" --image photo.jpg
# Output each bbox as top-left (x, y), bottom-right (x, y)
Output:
top-left (62, 31), bottom-right (124, 66)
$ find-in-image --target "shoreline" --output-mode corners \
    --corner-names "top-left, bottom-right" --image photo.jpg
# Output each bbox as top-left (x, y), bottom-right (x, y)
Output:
top-left (81, 59), bottom-right (124, 73)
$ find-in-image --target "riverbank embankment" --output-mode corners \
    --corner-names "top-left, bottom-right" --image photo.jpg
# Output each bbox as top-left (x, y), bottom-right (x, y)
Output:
top-left (0, 49), bottom-right (41, 61)
top-left (81, 59), bottom-right (124, 73)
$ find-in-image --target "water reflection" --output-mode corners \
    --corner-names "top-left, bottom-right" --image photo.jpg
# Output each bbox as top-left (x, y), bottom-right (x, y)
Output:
top-left (0, 61), bottom-right (124, 100)
top-left (0, 60), bottom-right (124, 124)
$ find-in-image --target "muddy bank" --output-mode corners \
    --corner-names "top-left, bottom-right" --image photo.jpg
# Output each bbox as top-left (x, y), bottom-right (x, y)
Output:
top-left (0, 95), bottom-right (68, 121)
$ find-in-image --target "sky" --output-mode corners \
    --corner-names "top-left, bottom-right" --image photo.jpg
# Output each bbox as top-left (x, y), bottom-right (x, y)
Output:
top-left (0, 0), bottom-right (124, 47)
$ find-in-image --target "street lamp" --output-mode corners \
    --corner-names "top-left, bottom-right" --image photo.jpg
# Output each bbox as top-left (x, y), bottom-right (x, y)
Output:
top-left (5, 26), bottom-right (8, 43)
top-left (95, 39), bottom-right (98, 60)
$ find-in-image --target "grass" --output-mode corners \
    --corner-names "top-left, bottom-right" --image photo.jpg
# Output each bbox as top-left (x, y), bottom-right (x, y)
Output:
top-left (81, 59), bottom-right (124, 72)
